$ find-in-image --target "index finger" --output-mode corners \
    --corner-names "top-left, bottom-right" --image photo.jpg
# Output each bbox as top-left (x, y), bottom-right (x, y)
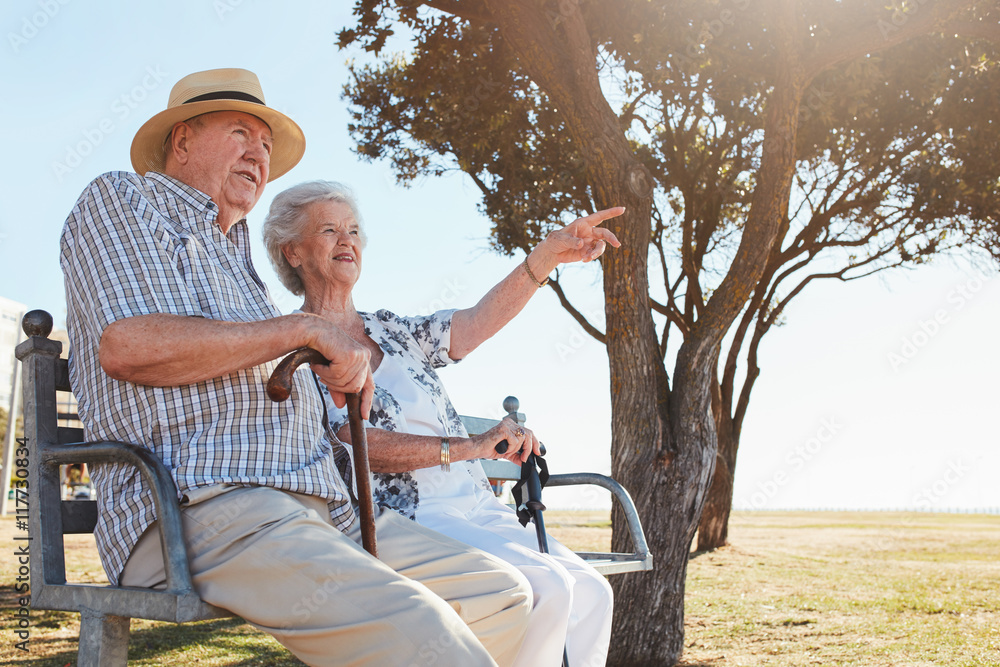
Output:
top-left (580, 206), bottom-right (625, 227)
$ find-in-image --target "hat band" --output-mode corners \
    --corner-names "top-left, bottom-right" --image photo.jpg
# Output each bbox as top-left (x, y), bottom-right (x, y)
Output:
top-left (183, 90), bottom-right (265, 105)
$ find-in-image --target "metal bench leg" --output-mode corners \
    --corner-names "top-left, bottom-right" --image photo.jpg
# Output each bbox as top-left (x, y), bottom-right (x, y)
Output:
top-left (77, 608), bottom-right (129, 667)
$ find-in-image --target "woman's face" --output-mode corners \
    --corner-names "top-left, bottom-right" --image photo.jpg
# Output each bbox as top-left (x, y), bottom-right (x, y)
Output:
top-left (283, 199), bottom-right (364, 291)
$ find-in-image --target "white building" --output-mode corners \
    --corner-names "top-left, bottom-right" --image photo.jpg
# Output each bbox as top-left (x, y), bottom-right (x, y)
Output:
top-left (0, 296), bottom-right (27, 409)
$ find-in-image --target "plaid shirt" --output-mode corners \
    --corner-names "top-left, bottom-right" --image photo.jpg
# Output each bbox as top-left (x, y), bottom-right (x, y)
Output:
top-left (60, 171), bottom-right (354, 584)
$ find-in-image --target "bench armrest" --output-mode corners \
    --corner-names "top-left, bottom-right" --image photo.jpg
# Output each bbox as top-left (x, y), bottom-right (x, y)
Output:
top-left (547, 472), bottom-right (653, 575)
top-left (43, 441), bottom-right (196, 597)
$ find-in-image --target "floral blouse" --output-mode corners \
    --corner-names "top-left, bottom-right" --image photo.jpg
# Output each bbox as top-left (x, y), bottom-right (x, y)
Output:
top-left (322, 309), bottom-right (495, 521)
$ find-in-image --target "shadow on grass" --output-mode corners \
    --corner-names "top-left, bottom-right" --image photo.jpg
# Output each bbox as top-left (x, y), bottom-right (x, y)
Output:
top-left (129, 617), bottom-right (305, 666)
top-left (688, 546), bottom-right (723, 561)
top-left (16, 615), bottom-right (306, 666)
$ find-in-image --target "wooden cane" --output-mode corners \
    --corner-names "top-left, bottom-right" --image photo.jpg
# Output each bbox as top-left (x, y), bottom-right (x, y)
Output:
top-left (267, 348), bottom-right (378, 558)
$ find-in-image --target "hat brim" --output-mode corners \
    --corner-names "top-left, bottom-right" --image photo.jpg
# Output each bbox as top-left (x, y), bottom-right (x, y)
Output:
top-left (130, 99), bottom-right (305, 182)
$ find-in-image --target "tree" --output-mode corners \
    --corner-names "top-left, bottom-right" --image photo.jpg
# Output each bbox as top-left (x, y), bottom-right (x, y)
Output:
top-left (338, 1), bottom-right (997, 663)
top-left (0, 406), bottom-right (23, 444)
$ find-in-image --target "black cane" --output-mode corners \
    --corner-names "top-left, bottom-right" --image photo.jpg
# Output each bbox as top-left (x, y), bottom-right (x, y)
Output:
top-left (520, 448), bottom-right (569, 667)
top-left (498, 397), bottom-right (569, 667)
top-left (522, 451), bottom-right (550, 553)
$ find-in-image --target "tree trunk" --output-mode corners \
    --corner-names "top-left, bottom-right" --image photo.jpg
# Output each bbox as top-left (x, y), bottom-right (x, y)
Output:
top-left (608, 337), bottom-right (719, 666)
top-left (609, 29), bottom-right (806, 663)
top-left (602, 198), bottom-right (680, 665)
top-left (696, 408), bottom-right (738, 551)
top-left (472, 2), bottom-right (806, 663)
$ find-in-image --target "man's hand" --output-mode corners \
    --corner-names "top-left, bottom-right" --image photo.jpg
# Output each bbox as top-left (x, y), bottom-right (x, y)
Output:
top-left (307, 323), bottom-right (375, 417)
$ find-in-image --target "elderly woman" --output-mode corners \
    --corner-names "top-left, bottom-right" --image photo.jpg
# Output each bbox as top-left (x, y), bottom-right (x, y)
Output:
top-left (263, 181), bottom-right (623, 667)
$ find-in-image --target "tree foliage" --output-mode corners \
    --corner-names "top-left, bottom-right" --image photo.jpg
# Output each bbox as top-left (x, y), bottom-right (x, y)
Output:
top-left (338, 1), bottom-right (998, 663)
top-left (0, 406), bottom-right (23, 444)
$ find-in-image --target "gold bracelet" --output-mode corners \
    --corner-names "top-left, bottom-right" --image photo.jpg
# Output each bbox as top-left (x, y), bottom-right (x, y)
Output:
top-left (523, 256), bottom-right (549, 288)
top-left (440, 437), bottom-right (451, 472)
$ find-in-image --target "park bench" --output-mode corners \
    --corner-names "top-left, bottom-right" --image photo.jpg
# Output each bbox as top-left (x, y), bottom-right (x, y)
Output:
top-left (16, 310), bottom-right (229, 667)
top-left (463, 401), bottom-right (651, 576)
top-left (16, 309), bottom-right (650, 666)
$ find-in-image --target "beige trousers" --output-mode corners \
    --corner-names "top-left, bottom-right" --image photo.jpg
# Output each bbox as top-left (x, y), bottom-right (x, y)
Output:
top-left (121, 486), bottom-right (531, 666)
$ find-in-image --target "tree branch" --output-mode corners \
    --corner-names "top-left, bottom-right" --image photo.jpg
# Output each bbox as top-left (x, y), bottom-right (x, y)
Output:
top-left (804, 0), bottom-right (978, 79)
top-left (547, 276), bottom-right (607, 343)
top-left (942, 18), bottom-right (1000, 42)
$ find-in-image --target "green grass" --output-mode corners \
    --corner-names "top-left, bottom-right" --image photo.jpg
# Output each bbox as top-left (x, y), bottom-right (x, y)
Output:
top-left (679, 512), bottom-right (1000, 667)
top-left (3, 511), bottom-right (998, 666)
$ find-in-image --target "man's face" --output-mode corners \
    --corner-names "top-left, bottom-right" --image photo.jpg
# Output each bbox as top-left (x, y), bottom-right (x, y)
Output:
top-left (175, 110), bottom-right (273, 224)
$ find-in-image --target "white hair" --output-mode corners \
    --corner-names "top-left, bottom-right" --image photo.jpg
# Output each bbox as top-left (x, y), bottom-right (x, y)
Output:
top-left (262, 180), bottom-right (368, 295)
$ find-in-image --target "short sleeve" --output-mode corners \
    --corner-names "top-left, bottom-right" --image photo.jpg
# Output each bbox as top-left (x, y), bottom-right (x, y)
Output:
top-left (396, 309), bottom-right (459, 369)
top-left (60, 173), bottom-right (203, 339)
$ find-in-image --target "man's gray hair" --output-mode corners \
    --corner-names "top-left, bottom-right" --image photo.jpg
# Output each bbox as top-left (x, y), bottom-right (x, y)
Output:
top-left (262, 180), bottom-right (368, 296)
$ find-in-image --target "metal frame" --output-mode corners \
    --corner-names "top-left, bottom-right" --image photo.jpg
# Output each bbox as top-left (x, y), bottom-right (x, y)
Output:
top-left (463, 408), bottom-right (652, 576)
top-left (16, 312), bottom-right (228, 667)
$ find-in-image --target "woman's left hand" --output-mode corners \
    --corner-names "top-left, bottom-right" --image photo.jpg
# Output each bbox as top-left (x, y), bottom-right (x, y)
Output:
top-left (480, 417), bottom-right (542, 464)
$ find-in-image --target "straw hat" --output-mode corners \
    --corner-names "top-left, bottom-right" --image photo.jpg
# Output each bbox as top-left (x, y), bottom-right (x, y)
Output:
top-left (130, 68), bottom-right (305, 181)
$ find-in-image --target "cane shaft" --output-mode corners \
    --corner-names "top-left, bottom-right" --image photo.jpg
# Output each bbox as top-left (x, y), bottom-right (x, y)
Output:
top-left (267, 348), bottom-right (379, 557)
top-left (347, 392), bottom-right (378, 558)
top-left (524, 453), bottom-right (564, 664)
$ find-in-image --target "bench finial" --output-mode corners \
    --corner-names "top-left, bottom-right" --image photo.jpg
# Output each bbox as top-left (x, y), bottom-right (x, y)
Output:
top-left (502, 396), bottom-right (519, 414)
top-left (22, 309), bottom-right (53, 338)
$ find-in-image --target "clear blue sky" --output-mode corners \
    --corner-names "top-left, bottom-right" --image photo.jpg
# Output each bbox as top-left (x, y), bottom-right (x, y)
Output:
top-left (1, 0), bottom-right (996, 511)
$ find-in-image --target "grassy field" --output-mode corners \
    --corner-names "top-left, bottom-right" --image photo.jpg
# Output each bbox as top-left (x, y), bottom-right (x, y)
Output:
top-left (1, 510), bottom-right (998, 666)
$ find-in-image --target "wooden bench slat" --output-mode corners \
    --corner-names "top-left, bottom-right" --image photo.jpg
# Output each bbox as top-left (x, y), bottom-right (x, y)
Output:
top-left (61, 499), bottom-right (99, 534)
top-left (59, 426), bottom-right (85, 445)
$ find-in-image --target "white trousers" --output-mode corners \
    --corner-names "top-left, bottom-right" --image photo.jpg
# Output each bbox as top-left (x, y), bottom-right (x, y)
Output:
top-left (417, 496), bottom-right (613, 667)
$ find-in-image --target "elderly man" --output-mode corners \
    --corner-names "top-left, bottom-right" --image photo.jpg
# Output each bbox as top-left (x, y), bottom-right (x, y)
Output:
top-left (59, 68), bottom-right (531, 667)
